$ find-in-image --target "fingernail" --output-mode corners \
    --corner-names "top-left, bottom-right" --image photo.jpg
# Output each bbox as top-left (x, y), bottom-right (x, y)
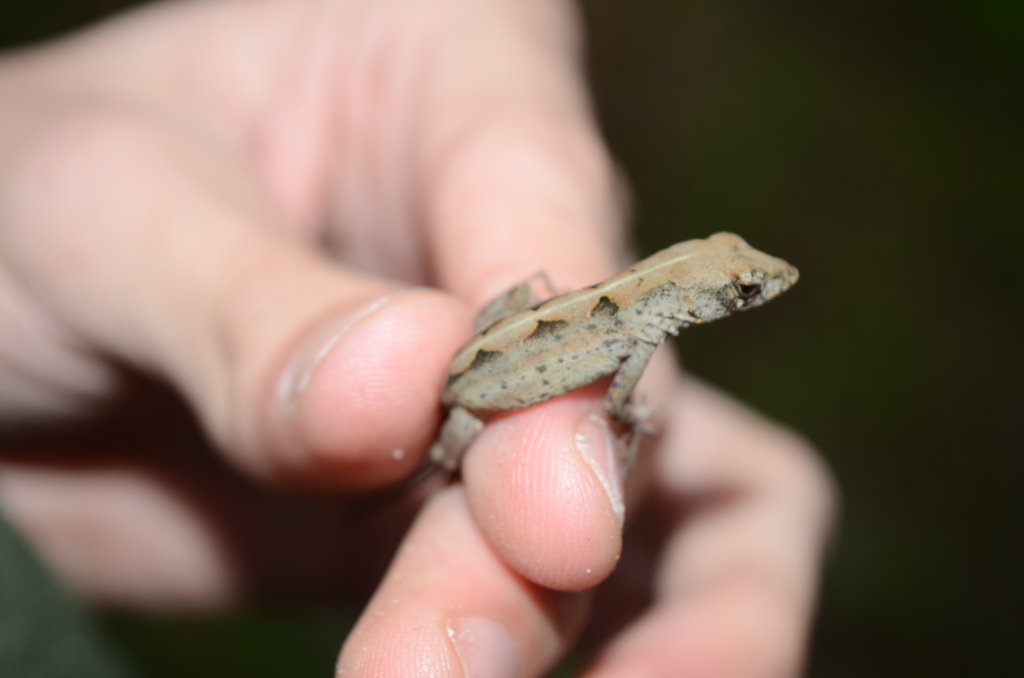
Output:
top-left (276, 292), bottom-right (404, 417)
top-left (264, 292), bottom-right (408, 466)
top-left (575, 414), bottom-right (625, 526)
top-left (448, 617), bottom-right (520, 678)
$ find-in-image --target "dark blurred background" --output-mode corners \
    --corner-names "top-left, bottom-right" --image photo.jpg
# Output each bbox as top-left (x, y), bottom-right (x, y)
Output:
top-left (3, 1), bottom-right (1021, 676)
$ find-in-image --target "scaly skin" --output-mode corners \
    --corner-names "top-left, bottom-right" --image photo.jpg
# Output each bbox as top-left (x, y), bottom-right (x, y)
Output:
top-left (430, 232), bottom-right (799, 470)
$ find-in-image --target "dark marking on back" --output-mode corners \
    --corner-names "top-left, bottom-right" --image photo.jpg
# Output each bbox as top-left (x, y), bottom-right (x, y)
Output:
top-left (536, 364), bottom-right (548, 373)
top-left (525, 319), bottom-right (568, 342)
top-left (590, 296), bottom-right (619, 317)
top-left (466, 349), bottom-right (501, 372)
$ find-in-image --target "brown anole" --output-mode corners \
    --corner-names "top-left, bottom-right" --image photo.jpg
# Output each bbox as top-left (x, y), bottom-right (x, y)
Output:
top-left (430, 232), bottom-right (798, 470)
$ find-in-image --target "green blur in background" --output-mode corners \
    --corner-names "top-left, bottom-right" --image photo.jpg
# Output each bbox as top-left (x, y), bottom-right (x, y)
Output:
top-left (2, 0), bottom-right (1021, 676)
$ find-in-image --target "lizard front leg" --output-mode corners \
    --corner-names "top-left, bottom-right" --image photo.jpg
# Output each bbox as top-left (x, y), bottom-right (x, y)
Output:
top-left (604, 340), bottom-right (659, 469)
top-left (604, 340), bottom-right (657, 423)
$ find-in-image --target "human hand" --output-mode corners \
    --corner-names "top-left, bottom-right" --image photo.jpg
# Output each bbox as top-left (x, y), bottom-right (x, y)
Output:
top-left (341, 369), bottom-right (835, 676)
top-left (0, 0), bottom-right (835, 675)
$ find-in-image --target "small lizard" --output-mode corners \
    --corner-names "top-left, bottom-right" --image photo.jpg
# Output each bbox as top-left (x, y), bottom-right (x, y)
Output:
top-left (429, 232), bottom-right (799, 471)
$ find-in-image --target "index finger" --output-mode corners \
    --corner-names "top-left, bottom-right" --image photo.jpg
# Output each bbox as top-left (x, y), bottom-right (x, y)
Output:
top-left (329, 0), bottom-right (627, 298)
top-left (408, 0), bottom-right (638, 591)
top-left (422, 0), bottom-right (627, 299)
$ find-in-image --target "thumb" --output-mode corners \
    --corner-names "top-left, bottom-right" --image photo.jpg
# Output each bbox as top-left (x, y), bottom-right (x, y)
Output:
top-left (0, 110), bottom-right (470, 488)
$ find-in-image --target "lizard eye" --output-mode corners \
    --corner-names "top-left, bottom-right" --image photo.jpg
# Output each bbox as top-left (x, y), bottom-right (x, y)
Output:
top-left (736, 283), bottom-right (761, 300)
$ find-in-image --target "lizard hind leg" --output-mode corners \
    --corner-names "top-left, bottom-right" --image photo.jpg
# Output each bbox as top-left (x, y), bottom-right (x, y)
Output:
top-left (429, 406), bottom-right (486, 471)
top-left (474, 271), bottom-right (559, 333)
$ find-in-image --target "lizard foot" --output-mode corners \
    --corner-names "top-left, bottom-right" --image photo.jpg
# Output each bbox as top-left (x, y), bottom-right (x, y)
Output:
top-left (615, 401), bottom-right (659, 471)
top-left (429, 406), bottom-right (485, 471)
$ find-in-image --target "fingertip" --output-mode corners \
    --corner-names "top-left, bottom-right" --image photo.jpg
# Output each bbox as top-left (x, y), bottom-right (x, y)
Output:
top-left (337, 486), bottom-right (574, 678)
top-left (462, 389), bottom-right (624, 591)
top-left (271, 288), bottom-right (473, 489)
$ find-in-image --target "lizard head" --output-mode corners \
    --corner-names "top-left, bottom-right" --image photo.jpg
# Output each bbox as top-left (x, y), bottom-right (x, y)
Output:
top-left (686, 232), bottom-right (800, 322)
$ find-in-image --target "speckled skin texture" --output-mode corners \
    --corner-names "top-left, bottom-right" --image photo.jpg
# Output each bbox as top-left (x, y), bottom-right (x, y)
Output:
top-left (430, 233), bottom-right (799, 469)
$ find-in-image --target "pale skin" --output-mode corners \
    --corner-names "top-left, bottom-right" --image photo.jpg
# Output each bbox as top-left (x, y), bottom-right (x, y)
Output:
top-left (0, 1), bottom-right (836, 676)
